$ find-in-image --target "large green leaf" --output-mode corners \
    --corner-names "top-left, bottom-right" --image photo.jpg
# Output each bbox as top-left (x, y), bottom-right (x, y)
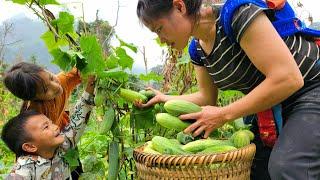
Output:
top-left (50, 47), bottom-right (72, 71)
top-left (63, 49), bottom-right (87, 71)
top-left (39, 0), bottom-right (59, 5)
top-left (98, 67), bottom-right (128, 81)
top-left (139, 72), bottom-right (163, 82)
top-left (74, 53), bottom-right (87, 71)
top-left (131, 106), bottom-right (155, 129)
top-left (52, 12), bottom-right (74, 35)
top-left (62, 149), bottom-right (79, 167)
top-left (80, 35), bottom-right (105, 75)
top-left (115, 47), bottom-right (133, 70)
top-left (105, 54), bottom-right (119, 69)
top-left (12, 0), bottom-right (28, 4)
top-left (117, 36), bottom-right (137, 53)
top-left (41, 31), bottom-right (68, 51)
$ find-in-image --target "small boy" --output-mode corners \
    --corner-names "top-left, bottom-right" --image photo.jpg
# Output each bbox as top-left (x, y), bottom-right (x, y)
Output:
top-left (1, 89), bottom-right (95, 179)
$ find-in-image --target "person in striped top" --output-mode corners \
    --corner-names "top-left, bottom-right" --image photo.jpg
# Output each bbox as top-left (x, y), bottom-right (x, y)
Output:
top-left (136, 0), bottom-right (320, 179)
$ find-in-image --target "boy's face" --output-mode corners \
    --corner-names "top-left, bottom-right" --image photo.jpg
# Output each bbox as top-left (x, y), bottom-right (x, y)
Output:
top-left (35, 71), bottom-right (63, 100)
top-left (24, 114), bottom-right (65, 152)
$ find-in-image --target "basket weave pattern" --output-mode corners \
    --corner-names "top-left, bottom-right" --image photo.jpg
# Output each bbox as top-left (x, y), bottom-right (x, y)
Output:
top-left (134, 144), bottom-right (256, 180)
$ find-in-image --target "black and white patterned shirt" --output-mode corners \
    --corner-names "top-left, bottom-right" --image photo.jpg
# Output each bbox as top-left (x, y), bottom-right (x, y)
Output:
top-left (191, 4), bottom-right (320, 95)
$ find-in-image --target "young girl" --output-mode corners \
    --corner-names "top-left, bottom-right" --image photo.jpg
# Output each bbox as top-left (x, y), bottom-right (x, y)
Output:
top-left (136, 0), bottom-right (320, 179)
top-left (4, 62), bottom-right (81, 129)
top-left (3, 62), bottom-right (86, 179)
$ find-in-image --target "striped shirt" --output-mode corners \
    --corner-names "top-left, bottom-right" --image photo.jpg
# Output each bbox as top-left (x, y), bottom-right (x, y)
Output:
top-left (190, 4), bottom-right (320, 95)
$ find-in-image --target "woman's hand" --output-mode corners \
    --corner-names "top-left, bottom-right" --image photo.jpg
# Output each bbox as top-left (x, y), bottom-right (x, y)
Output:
top-left (179, 106), bottom-right (229, 138)
top-left (135, 87), bottom-right (168, 108)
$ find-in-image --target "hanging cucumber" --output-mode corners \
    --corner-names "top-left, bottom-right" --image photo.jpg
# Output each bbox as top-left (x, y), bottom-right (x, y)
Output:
top-left (119, 88), bottom-right (148, 103)
top-left (108, 141), bottom-right (119, 180)
top-left (100, 107), bottom-right (115, 134)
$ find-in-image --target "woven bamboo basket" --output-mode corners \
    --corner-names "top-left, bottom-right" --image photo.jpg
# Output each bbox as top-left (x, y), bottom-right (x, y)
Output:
top-left (133, 143), bottom-right (256, 180)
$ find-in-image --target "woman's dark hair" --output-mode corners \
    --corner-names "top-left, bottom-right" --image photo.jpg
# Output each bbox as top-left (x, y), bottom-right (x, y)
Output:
top-left (1, 110), bottom-right (40, 156)
top-left (3, 62), bottom-right (45, 100)
top-left (137, 0), bottom-right (203, 24)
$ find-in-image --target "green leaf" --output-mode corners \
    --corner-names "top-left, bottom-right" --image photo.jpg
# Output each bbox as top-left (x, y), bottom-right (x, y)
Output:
top-left (52, 12), bottom-right (74, 35)
top-left (123, 147), bottom-right (134, 159)
top-left (66, 32), bottom-right (79, 41)
top-left (62, 149), bottom-right (79, 167)
top-left (131, 106), bottom-right (155, 129)
top-left (50, 47), bottom-right (72, 71)
top-left (75, 54), bottom-right (87, 71)
top-left (12, 0), bottom-right (28, 4)
top-left (117, 36), bottom-right (137, 53)
top-left (38, 0), bottom-right (59, 5)
top-left (139, 72), bottom-right (163, 82)
top-left (155, 37), bottom-right (166, 47)
top-left (98, 67), bottom-right (128, 81)
top-left (105, 54), bottom-right (119, 69)
top-left (63, 49), bottom-right (87, 71)
top-left (115, 47), bottom-right (133, 70)
top-left (80, 35), bottom-right (106, 75)
top-left (41, 31), bottom-right (68, 51)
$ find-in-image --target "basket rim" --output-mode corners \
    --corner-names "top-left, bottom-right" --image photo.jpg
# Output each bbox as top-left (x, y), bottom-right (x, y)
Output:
top-left (133, 143), bottom-right (256, 166)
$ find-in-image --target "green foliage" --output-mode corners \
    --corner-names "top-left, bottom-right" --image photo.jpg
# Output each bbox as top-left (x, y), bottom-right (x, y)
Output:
top-left (12, 0), bottom-right (59, 5)
top-left (78, 19), bottom-right (113, 54)
top-left (99, 68), bottom-right (129, 81)
top-left (52, 12), bottom-right (74, 34)
top-left (117, 36), bottom-right (138, 53)
top-left (62, 149), bottom-right (80, 169)
top-left (155, 37), bottom-right (166, 47)
top-left (139, 72), bottom-right (163, 82)
top-left (0, 69), bottom-right (21, 178)
top-left (0, 140), bottom-right (15, 178)
top-left (131, 106), bottom-right (156, 130)
top-left (11, 0), bottom-right (28, 4)
top-left (176, 132), bottom-right (194, 145)
top-left (115, 47), bottom-right (134, 70)
top-left (105, 54), bottom-right (119, 69)
top-left (41, 31), bottom-right (69, 51)
top-left (50, 47), bottom-right (73, 71)
top-left (218, 90), bottom-right (244, 106)
top-left (94, 91), bottom-right (106, 107)
top-left (38, 0), bottom-right (59, 5)
top-left (80, 35), bottom-right (106, 75)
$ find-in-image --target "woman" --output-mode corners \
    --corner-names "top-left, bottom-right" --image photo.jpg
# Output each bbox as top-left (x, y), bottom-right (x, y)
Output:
top-left (136, 0), bottom-right (320, 179)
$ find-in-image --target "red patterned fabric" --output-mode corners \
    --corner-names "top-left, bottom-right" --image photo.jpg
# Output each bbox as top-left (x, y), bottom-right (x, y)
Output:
top-left (257, 109), bottom-right (278, 147)
top-left (314, 38), bottom-right (320, 46)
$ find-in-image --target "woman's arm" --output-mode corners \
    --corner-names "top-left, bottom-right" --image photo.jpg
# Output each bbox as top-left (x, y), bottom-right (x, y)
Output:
top-left (181, 12), bottom-right (304, 138)
top-left (223, 12), bottom-right (304, 120)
